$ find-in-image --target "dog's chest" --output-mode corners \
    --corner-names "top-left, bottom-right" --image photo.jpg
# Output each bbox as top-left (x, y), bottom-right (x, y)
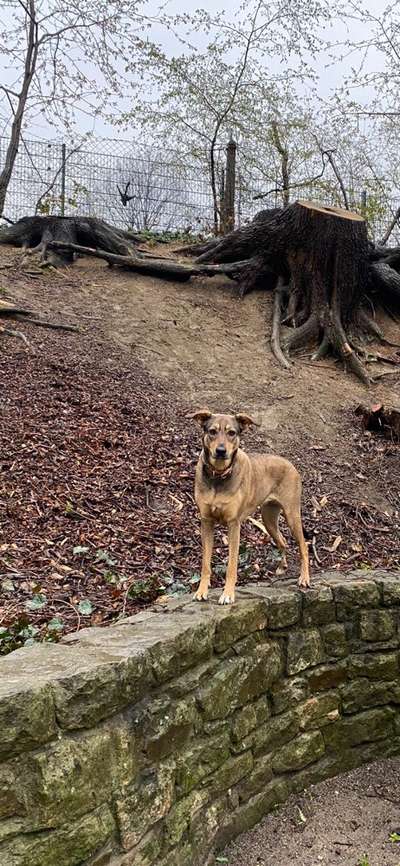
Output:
top-left (199, 488), bottom-right (238, 522)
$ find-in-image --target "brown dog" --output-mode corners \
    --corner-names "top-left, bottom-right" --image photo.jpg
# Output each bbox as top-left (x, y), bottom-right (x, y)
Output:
top-left (191, 409), bottom-right (310, 604)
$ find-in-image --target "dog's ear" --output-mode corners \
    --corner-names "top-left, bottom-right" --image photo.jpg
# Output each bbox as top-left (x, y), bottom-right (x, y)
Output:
top-left (190, 408), bottom-right (213, 427)
top-left (235, 412), bottom-right (259, 430)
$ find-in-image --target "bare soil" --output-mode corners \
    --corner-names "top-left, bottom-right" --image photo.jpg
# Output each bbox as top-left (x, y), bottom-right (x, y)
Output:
top-left (223, 758), bottom-right (400, 866)
top-left (0, 244), bottom-right (399, 650)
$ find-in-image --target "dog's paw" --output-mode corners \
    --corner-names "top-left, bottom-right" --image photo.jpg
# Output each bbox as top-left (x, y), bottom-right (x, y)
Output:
top-left (218, 591), bottom-right (235, 605)
top-left (298, 574), bottom-right (310, 590)
top-left (193, 588), bottom-right (209, 601)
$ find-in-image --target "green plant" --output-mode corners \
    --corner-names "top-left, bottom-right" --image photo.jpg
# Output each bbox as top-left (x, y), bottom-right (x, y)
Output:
top-left (358, 854), bottom-right (371, 866)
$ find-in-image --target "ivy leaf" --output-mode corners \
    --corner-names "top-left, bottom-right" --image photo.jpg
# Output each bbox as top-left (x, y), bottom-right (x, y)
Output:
top-left (1, 578), bottom-right (15, 592)
top-left (47, 617), bottom-right (64, 632)
top-left (95, 549), bottom-right (116, 567)
top-left (78, 599), bottom-right (93, 616)
top-left (25, 594), bottom-right (47, 611)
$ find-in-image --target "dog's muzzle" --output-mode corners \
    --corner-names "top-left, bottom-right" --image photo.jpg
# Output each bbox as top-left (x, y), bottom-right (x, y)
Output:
top-left (215, 447), bottom-right (227, 459)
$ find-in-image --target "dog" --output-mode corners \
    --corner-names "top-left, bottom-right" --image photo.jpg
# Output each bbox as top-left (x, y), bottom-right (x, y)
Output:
top-left (191, 409), bottom-right (310, 604)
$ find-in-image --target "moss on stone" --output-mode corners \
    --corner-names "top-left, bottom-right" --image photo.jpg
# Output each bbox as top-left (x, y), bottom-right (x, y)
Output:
top-left (287, 629), bottom-right (324, 675)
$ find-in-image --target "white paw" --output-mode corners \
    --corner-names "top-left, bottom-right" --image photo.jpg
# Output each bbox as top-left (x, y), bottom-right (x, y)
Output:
top-left (193, 589), bottom-right (209, 601)
top-left (218, 592), bottom-right (235, 605)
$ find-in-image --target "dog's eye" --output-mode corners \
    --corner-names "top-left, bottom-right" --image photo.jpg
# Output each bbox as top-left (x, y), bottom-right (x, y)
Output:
top-left (227, 430), bottom-right (236, 438)
top-left (208, 428), bottom-right (217, 436)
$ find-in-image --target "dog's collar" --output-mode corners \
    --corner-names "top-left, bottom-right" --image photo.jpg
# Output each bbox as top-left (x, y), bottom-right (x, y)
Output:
top-left (202, 449), bottom-right (237, 481)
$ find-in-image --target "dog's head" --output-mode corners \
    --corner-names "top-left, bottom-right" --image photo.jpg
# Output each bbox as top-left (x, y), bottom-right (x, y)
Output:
top-left (191, 409), bottom-right (257, 471)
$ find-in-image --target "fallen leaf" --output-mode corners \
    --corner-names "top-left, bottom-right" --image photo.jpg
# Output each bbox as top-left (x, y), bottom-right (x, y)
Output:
top-left (328, 535), bottom-right (342, 552)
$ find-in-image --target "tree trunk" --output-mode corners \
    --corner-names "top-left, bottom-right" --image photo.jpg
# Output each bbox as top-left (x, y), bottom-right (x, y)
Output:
top-left (0, 0), bottom-right (38, 216)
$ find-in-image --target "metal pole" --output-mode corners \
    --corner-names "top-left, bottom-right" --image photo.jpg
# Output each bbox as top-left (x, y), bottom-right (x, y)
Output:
top-left (60, 143), bottom-right (66, 216)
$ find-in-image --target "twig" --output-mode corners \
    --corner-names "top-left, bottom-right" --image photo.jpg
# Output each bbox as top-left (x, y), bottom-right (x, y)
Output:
top-left (14, 315), bottom-right (79, 332)
top-left (0, 326), bottom-right (33, 351)
top-left (311, 534), bottom-right (322, 564)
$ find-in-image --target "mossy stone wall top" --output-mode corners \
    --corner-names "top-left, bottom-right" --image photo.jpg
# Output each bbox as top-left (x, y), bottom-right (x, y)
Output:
top-left (1, 571), bottom-right (400, 866)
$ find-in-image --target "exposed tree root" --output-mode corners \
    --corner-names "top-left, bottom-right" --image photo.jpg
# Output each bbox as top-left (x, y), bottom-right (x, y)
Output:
top-left (271, 278), bottom-right (291, 369)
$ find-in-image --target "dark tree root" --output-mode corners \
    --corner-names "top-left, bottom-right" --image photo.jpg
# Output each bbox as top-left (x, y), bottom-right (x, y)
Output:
top-left (0, 215), bottom-right (135, 266)
top-left (282, 314), bottom-right (319, 353)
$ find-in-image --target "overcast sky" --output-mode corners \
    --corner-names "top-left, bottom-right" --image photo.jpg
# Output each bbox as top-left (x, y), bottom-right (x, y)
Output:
top-left (0, 0), bottom-right (391, 142)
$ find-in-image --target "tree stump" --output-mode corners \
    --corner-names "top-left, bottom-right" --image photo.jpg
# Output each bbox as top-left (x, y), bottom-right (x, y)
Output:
top-left (198, 200), bottom-right (376, 382)
top-left (0, 215), bottom-right (135, 265)
top-left (279, 201), bottom-right (371, 383)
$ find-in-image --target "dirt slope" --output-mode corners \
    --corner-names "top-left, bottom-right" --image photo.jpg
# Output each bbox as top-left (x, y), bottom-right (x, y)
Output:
top-left (0, 243), bottom-right (399, 648)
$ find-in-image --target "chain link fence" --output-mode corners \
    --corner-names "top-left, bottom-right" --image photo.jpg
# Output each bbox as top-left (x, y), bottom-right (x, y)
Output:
top-left (1, 135), bottom-right (399, 243)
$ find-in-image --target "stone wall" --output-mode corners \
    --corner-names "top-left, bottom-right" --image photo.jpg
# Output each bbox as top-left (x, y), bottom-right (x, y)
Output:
top-left (1, 571), bottom-right (400, 866)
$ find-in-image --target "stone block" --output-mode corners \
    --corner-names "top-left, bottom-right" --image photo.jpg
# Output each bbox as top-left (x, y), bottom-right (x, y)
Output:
top-left (302, 586), bottom-right (335, 626)
top-left (189, 794), bottom-right (228, 862)
top-left (52, 651), bottom-right (153, 730)
top-left (263, 589), bottom-right (301, 629)
top-left (214, 600), bottom-right (268, 652)
top-left (323, 707), bottom-right (395, 751)
top-left (287, 629), bottom-right (324, 675)
top-left (115, 759), bottom-right (175, 850)
top-left (176, 731), bottom-right (230, 796)
top-left (334, 580), bottom-right (380, 620)
top-left (359, 609), bottom-right (397, 642)
top-left (321, 623), bottom-right (349, 658)
top-left (197, 641), bottom-right (282, 720)
top-left (273, 731), bottom-right (325, 772)
top-left (296, 693), bottom-right (340, 730)
top-left (136, 696), bottom-right (198, 761)
top-left (17, 723), bottom-right (136, 833)
top-left (0, 682), bottom-right (57, 760)
top-left (340, 679), bottom-right (400, 714)
top-left (307, 661), bottom-right (348, 691)
top-left (270, 677), bottom-right (308, 715)
top-left (370, 574), bottom-right (400, 605)
top-left (236, 709), bottom-right (299, 756)
top-left (211, 752), bottom-right (253, 794)
top-left (0, 804), bottom-right (115, 866)
top-left (348, 651), bottom-right (399, 680)
top-left (216, 779), bottom-right (289, 848)
top-left (165, 789), bottom-right (209, 847)
top-left (236, 753), bottom-right (274, 801)
top-left (231, 696), bottom-right (270, 742)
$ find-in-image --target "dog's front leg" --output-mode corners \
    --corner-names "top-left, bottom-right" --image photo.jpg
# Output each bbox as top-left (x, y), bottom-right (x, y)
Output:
top-left (194, 518), bottom-right (215, 601)
top-left (219, 520), bottom-right (240, 605)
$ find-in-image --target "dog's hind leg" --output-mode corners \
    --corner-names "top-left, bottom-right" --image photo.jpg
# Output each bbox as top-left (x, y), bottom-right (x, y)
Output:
top-left (283, 498), bottom-right (310, 589)
top-left (194, 518), bottom-right (215, 601)
top-left (261, 502), bottom-right (288, 574)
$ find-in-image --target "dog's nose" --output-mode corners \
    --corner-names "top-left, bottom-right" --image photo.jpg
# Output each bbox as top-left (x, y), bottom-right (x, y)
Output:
top-left (216, 446), bottom-right (227, 458)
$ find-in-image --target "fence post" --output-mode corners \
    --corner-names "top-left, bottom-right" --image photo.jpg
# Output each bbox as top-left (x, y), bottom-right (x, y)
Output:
top-left (360, 189), bottom-right (367, 219)
top-left (219, 166), bottom-right (225, 232)
top-left (222, 137), bottom-right (236, 234)
top-left (60, 143), bottom-right (66, 216)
